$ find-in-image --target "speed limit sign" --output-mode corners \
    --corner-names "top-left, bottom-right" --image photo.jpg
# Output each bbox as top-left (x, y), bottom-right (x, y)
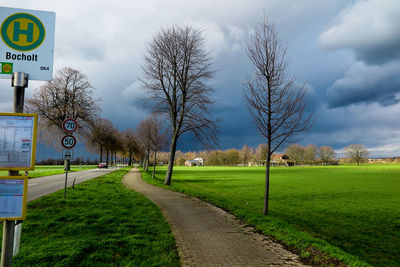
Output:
top-left (61, 135), bottom-right (77, 149)
top-left (63, 118), bottom-right (78, 133)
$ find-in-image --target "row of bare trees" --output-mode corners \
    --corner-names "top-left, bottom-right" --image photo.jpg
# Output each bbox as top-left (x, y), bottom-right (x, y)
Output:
top-left (26, 67), bottom-right (167, 169)
top-left (137, 143), bottom-right (369, 167)
top-left (156, 143), bottom-right (334, 167)
top-left (85, 115), bottom-right (168, 170)
top-left (141, 19), bottom-right (314, 216)
top-left (285, 144), bottom-right (336, 165)
top-left (28, 17), bottom-right (314, 216)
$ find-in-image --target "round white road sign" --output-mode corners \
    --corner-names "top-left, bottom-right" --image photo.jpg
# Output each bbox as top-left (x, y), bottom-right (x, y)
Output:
top-left (62, 118), bottom-right (78, 133)
top-left (61, 135), bottom-right (76, 149)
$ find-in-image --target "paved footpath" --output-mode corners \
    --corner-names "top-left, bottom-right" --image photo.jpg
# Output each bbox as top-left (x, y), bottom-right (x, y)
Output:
top-left (122, 168), bottom-right (307, 267)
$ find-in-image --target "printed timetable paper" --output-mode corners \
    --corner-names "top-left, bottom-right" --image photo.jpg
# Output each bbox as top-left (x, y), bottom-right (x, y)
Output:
top-left (0, 177), bottom-right (27, 220)
top-left (0, 114), bottom-right (37, 170)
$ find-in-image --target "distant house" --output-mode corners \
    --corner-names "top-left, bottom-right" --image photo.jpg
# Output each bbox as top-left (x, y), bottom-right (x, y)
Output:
top-left (185, 158), bottom-right (204, 167)
top-left (274, 154), bottom-right (294, 166)
top-left (193, 158), bottom-right (203, 165)
top-left (250, 154), bottom-right (292, 166)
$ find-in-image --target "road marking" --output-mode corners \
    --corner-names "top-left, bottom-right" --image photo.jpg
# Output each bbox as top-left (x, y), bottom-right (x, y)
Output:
top-left (28, 182), bottom-right (38, 187)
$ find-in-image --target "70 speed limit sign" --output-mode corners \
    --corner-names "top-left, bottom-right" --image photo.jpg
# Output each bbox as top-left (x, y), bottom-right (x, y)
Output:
top-left (61, 135), bottom-right (76, 149)
top-left (63, 118), bottom-right (78, 133)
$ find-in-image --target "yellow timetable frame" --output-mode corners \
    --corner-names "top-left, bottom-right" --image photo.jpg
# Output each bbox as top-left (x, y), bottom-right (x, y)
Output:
top-left (0, 113), bottom-right (38, 171)
top-left (0, 176), bottom-right (28, 221)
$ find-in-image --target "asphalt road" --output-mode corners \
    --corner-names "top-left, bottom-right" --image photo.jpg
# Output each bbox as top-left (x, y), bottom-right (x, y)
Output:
top-left (27, 166), bottom-right (119, 201)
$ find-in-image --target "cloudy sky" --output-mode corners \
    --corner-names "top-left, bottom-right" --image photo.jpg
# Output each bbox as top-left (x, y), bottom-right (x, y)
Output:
top-left (1, 0), bottom-right (400, 159)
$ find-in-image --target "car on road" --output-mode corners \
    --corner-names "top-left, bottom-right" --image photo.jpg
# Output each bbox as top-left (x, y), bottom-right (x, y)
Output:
top-left (98, 162), bottom-right (108, 168)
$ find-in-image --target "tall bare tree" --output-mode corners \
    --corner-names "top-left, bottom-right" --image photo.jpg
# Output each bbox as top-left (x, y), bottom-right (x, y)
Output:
top-left (243, 19), bottom-right (313, 215)
top-left (27, 67), bottom-right (99, 145)
top-left (345, 144), bottom-right (369, 166)
top-left (141, 25), bottom-right (218, 185)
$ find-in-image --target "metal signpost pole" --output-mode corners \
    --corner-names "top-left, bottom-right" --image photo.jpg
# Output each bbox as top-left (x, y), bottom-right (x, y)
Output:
top-left (64, 167), bottom-right (68, 198)
top-left (62, 121), bottom-right (77, 198)
top-left (64, 160), bottom-right (69, 198)
top-left (1, 72), bottom-right (28, 267)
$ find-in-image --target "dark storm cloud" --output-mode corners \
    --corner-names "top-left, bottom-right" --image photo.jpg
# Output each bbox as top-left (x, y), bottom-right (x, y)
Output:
top-left (353, 41), bottom-right (400, 65)
top-left (326, 61), bottom-right (400, 108)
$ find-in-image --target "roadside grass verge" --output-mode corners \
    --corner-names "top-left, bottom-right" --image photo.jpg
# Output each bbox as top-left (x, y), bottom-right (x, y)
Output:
top-left (8, 167), bottom-right (180, 266)
top-left (140, 165), bottom-right (399, 267)
top-left (0, 165), bottom-right (97, 178)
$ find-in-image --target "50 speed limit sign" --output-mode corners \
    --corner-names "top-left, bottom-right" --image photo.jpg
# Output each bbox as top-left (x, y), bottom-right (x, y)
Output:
top-left (61, 135), bottom-right (76, 149)
top-left (63, 118), bottom-right (78, 133)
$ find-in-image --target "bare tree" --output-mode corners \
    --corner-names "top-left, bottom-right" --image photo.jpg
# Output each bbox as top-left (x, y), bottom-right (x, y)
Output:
top-left (148, 116), bottom-right (168, 178)
top-left (286, 144), bottom-right (306, 165)
top-left (224, 149), bottom-right (241, 166)
top-left (240, 145), bottom-right (254, 165)
top-left (136, 115), bottom-right (167, 177)
top-left (255, 143), bottom-right (268, 166)
top-left (86, 118), bottom-right (115, 163)
top-left (103, 127), bottom-right (123, 166)
top-left (304, 144), bottom-right (318, 165)
top-left (319, 146), bottom-right (336, 165)
top-left (122, 129), bottom-right (140, 166)
top-left (141, 25), bottom-right (218, 185)
top-left (27, 67), bottom-right (99, 145)
top-left (136, 117), bottom-right (153, 172)
top-left (345, 144), bottom-right (369, 166)
top-left (243, 19), bottom-right (313, 215)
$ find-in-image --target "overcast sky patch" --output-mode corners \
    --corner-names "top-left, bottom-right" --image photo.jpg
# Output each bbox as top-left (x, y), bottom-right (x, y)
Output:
top-left (2, 0), bottom-right (400, 158)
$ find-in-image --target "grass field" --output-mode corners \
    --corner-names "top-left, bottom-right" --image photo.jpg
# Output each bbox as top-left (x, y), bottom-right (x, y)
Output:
top-left (0, 165), bottom-right (97, 178)
top-left (5, 167), bottom-right (180, 266)
top-left (141, 165), bottom-right (400, 267)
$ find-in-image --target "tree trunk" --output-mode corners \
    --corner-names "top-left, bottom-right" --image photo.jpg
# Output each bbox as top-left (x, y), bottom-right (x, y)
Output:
top-left (99, 144), bottom-right (103, 163)
top-left (152, 150), bottom-right (157, 179)
top-left (111, 151), bottom-right (114, 166)
top-left (144, 151), bottom-right (147, 171)
top-left (263, 151), bottom-right (271, 215)
top-left (165, 134), bottom-right (178, 185)
top-left (106, 150), bottom-right (109, 165)
top-left (128, 152), bottom-right (132, 166)
top-left (145, 148), bottom-right (150, 172)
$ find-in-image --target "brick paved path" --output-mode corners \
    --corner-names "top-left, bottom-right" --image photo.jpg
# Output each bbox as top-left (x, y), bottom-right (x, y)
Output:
top-left (122, 168), bottom-right (306, 266)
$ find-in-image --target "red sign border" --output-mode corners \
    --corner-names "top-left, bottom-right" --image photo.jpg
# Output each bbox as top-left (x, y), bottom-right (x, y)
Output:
top-left (61, 134), bottom-right (77, 149)
top-left (62, 118), bottom-right (78, 133)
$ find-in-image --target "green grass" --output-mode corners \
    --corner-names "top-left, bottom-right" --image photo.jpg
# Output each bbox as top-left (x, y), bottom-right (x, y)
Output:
top-left (8, 167), bottom-right (180, 266)
top-left (141, 165), bottom-right (400, 267)
top-left (0, 165), bottom-right (97, 178)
